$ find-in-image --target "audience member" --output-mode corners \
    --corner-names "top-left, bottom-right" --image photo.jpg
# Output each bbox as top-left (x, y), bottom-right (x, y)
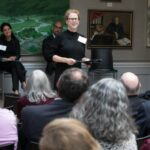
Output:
top-left (39, 118), bottom-right (101, 150)
top-left (121, 72), bottom-right (150, 137)
top-left (17, 70), bottom-right (56, 120)
top-left (0, 108), bottom-right (18, 150)
top-left (70, 78), bottom-right (137, 150)
top-left (0, 22), bottom-right (26, 95)
top-left (42, 21), bottom-right (63, 76)
top-left (20, 68), bottom-right (89, 149)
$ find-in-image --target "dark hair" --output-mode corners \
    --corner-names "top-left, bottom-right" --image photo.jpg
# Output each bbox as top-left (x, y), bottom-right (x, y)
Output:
top-left (0, 22), bottom-right (16, 40)
top-left (57, 68), bottom-right (89, 102)
top-left (0, 22), bottom-right (12, 32)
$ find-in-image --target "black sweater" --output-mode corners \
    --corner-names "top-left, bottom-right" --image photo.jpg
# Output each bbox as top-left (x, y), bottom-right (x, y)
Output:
top-left (0, 35), bottom-right (20, 61)
top-left (49, 30), bottom-right (85, 80)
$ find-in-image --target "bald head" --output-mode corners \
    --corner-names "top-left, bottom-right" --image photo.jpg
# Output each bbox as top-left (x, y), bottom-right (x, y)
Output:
top-left (121, 72), bottom-right (140, 95)
top-left (53, 21), bottom-right (63, 36)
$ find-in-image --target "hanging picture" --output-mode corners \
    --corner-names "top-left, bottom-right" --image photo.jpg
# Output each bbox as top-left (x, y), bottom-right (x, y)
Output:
top-left (0, 0), bottom-right (69, 55)
top-left (87, 10), bottom-right (133, 49)
top-left (101, 0), bottom-right (121, 2)
top-left (147, 0), bottom-right (150, 47)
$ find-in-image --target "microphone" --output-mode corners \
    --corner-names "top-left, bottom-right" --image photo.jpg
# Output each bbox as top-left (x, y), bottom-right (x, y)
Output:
top-left (76, 59), bottom-right (102, 64)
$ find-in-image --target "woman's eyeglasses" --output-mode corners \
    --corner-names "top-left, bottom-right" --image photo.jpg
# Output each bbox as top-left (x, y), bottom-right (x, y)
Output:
top-left (67, 18), bottom-right (78, 21)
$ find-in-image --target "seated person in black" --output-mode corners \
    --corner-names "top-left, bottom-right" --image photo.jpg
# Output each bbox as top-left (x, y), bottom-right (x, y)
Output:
top-left (42, 21), bottom-right (63, 76)
top-left (0, 22), bottom-right (26, 95)
top-left (121, 72), bottom-right (150, 137)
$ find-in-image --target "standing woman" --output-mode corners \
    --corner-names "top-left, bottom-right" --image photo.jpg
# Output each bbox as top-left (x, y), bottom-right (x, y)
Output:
top-left (49, 9), bottom-right (89, 89)
top-left (0, 22), bottom-right (26, 95)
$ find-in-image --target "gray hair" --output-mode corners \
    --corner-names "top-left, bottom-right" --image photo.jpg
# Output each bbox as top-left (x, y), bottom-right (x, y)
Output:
top-left (26, 70), bottom-right (56, 103)
top-left (70, 78), bottom-right (136, 143)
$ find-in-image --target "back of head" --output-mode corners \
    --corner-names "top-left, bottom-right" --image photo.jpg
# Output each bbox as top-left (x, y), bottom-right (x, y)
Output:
top-left (70, 78), bottom-right (136, 143)
top-left (39, 118), bottom-right (101, 150)
top-left (57, 68), bottom-right (89, 102)
top-left (26, 69), bottom-right (56, 103)
top-left (121, 72), bottom-right (140, 95)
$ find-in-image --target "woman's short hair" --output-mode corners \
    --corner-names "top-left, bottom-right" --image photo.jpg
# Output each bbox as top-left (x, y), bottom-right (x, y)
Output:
top-left (39, 118), bottom-right (101, 150)
top-left (64, 9), bottom-right (80, 20)
top-left (70, 78), bottom-right (136, 143)
top-left (26, 69), bottom-right (56, 103)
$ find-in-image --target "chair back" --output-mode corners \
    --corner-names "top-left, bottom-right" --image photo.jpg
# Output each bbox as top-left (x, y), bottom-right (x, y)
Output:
top-left (0, 143), bottom-right (14, 150)
top-left (29, 141), bottom-right (39, 150)
top-left (3, 93), bottom-right (20, 114)
top-left (137, 135), bottom-right (150, 149)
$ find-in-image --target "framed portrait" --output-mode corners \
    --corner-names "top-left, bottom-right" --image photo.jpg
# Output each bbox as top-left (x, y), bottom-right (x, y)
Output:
top-left (87, 10), bottom-right (133, 49)
top-left (101, 0), bottom-right (121, 2)
top-left (147, 0), bottom-right (150, 47)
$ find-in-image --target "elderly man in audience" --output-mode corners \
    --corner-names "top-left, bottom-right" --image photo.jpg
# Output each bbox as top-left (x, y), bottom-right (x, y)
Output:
top-left (39, 118), bottom-right (102, 150)
top-left (70, 78), bottom-right (137, 150)
top-left (20, 67), bottom-right (89, 149)
top-left (0, 108), bottom-right (18, 150)
top-left (121, 72), bottom-right (150, 137)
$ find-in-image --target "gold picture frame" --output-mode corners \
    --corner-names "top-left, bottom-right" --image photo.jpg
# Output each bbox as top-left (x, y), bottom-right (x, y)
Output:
top-left (87, 10), bottom-right (133, 49)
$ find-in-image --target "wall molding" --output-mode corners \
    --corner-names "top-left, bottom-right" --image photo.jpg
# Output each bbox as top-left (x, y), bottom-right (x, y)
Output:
top-left (2, 62), bottom-right (150, 93)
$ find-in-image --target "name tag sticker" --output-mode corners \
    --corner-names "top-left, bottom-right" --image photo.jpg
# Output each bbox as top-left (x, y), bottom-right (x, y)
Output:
top-left (78, 36), bottom-right (87, 44)
top-left (0, 45), bottom-right (7, 51)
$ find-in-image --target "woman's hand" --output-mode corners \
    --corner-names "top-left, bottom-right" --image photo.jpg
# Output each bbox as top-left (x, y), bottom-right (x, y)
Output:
top-left (53, 55), bottom-right (76, 65)
top-left (8, 56), bottom-right (16, 61)
top-left (2, 57), bottom-right (14, 62)
top-left (66, 58), bottom-right (76, 65)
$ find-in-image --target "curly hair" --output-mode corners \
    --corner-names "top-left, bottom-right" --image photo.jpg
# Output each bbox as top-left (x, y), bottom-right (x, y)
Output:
top-left (70, 78), bottom-right (137, 143)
